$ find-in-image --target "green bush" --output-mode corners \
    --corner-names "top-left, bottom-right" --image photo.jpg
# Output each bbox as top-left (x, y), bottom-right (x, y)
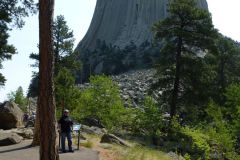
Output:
top-left (180, 126), bottom-right (211, 159)
top-left (133, 97), bottom-right (164, 145)
top-left (73, 75), bottom-right (126, 131)
top-left (162, 117), bottom-right (211, 159)
top-left (8, 86), bottom-right (28, 112)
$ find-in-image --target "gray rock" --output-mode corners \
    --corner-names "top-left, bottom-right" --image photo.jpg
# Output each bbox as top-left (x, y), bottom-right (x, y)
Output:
top-left (77, 69), bottom-right (160, 108)
top-left (167, 151), bottom-right (184, 160)
top-left (0, 132), bottom-right (23, 146)
top-left (12, 128), bottom-right (34, 139)
top-left (0, 101), bottom-right (24, 129)
top-left (100, 133), bottom-right (130, 147)
top-left (76, 0), bottom-right (208, 50)
top-left (76, 0), bottom-right (208, 80)
top-left (82, 117), bottom-right (105, 128)
top-left (81, 125), bottom-right (106, 135)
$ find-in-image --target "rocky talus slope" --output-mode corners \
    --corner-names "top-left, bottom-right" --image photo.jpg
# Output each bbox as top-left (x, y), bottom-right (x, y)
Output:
top-left (79, 69), bottom-right (161, 107)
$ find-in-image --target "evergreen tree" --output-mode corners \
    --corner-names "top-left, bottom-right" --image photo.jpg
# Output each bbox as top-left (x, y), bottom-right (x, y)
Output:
top-left (8, 86), bottom-right (27, 111)
top-left (53, 15), bottom-right (75, 74)
top-left (28, 15), bottom-right (80, 96)
top-left (152, 0), bottom-right (217, 117)
top-left (38, 0), bottom-right (59, 159)
top-left (214, 35), bottom-right (240, 103)
top-left (0, 0), bottom-right (36, 86)
top-left (55, 67), bottom-right (81, 117)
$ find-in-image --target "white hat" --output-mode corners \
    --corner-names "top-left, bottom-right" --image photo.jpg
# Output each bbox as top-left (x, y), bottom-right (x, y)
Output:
top-left (64, 109), bottom-right (69, 113)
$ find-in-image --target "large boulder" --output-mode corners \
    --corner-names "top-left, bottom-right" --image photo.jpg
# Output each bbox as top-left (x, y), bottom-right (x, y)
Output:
top-left (82, 117), bottom-right (105, 128)
top-left (100, 133), bottom-right (130, 147)
top-left (81, 125), bottom-right (107, 135)
top-left (0, 132), bottom-right (23, 146)
top-left (0, 101), bottom-right (24, 129)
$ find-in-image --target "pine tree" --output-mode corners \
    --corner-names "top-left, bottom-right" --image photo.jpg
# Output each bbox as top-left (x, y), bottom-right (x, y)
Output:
top-left (7, 86), bottom-right (27, 111)
top-left (53, 15), bottom-right (75, 72)
top-left (38, 0), bottom-right (59, 159)
top-left (152, 0), bottom-right (217, 117)
top-left (206, 34), bottom-right (240, 104)
top-left (215, 35), bottom-right (240, 92)
top-left (0, 0), bottom-right (36, 86)
top-left (28, 15), bottom-right (79, 96)
top-left (55, 67), bottom-right (81, 116)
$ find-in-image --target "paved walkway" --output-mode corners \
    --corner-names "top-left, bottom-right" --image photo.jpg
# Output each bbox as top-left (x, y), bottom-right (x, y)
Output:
top-left (0, 140), bottom-right (99, 160)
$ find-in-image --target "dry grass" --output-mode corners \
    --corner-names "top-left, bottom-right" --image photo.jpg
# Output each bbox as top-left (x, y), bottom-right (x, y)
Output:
top-left (110, 145), bottom-right (171, 160)
top-left (80, 140), bottom-right (94, 148)
top-left (74, 134), bottom-right (171, 160)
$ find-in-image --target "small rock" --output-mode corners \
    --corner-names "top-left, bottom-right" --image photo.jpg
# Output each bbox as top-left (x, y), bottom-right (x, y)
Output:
top-left (167, 151), bottom-right (184, 160)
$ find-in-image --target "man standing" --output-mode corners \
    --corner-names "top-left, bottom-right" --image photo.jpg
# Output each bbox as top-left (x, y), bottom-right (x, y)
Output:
top-left (58, 109), bottom-right (74, 153)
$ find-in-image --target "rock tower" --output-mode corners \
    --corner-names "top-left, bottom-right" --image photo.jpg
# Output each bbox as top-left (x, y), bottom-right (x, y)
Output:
top-left (76, 0), bottom-right (208, 51)
top-left (75, 0), bottom-right (209, 81)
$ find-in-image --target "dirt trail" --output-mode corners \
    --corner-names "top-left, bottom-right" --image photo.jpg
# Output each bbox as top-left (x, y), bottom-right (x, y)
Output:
top-left (0, 140), bottom-right (99, 160)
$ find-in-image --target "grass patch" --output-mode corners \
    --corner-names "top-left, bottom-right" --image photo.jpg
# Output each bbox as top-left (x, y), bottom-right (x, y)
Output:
top-left (116, 146), bottom-right (171, 160)
top-left (73, 133), bottom-right (171, 160)
top-left (81, 140), bottom-right (94, 148)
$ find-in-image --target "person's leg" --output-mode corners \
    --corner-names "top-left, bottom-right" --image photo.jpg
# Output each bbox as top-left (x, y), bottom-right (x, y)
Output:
top-left (66, 132), bottom-right (73, 152)
top-left (61, 132), bottom-right (66, 152)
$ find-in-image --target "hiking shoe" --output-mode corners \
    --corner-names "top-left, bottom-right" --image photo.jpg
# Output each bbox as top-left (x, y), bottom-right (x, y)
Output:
top-left (69, 150), bottom-right (74, 153)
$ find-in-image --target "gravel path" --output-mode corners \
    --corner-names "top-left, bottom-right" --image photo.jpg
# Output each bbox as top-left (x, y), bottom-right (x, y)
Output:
top-left (0, 140), bottom-right (99, 160)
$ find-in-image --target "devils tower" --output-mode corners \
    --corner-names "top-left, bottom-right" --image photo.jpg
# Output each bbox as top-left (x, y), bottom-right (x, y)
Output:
top-left (75, 0), bottom-right (209, 81)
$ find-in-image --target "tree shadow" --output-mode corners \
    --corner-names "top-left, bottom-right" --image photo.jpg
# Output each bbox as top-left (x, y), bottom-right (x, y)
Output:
top-left (0, 144), bottom-right (32, 154)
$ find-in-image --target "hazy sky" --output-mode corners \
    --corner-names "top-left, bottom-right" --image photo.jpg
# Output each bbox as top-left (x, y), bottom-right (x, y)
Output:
top-left (0, 0), bottom-right (240, 102)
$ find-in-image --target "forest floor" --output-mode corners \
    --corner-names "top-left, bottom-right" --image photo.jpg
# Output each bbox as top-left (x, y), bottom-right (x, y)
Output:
top-left (0, 140), bottom-right (99, 160)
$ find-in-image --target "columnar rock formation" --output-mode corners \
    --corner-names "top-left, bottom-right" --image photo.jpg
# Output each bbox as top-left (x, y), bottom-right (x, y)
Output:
top-left (75, 0), bottom-right (209, 81)
top-left (76, 0), bottom-right (208, 51)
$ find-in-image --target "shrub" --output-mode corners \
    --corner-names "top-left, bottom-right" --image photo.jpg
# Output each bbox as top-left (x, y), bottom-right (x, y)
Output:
top-left (133, 97), bottom-right (164, 145)
top-left (73, 75), bottom-right (126, 131)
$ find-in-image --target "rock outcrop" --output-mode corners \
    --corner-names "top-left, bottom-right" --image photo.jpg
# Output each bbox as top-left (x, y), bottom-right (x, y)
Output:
top-left (75, 0), bottom-right (209, 81)
top-left (0, 101), bottom-right (24, 129)
top-left (0, 132), bottom-right (23, 146)
top-left (100, 133), bottom-right (130, 147)
top-left (76, 0), bottom-right (208, 51)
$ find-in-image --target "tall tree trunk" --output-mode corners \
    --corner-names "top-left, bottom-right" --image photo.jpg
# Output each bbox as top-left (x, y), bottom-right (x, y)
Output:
top-left (39, 0), bottom-right (59, 160)
top-left (170, 37), bottom-right (182, 117)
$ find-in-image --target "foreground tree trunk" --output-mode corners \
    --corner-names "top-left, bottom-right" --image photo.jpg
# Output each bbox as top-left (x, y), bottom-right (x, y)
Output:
top-left (38, 0), bottom-right (59, 160)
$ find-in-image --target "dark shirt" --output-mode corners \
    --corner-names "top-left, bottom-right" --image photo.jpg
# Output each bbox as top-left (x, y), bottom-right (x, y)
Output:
top-left (58, 115), bottom-right (73, 133)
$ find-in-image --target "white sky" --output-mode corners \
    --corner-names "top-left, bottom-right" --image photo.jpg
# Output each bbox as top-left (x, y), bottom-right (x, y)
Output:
top-left (0, 0), bottom-right (240, 102)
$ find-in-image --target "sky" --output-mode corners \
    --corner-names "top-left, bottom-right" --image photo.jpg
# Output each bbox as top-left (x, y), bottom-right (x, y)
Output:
top-left (0, 0), bottom-right (240, 102)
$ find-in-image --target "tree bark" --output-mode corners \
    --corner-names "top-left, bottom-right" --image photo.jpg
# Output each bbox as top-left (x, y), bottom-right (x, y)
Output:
top-left (38, 0), bottom-right (59, 160)
top-left (170, 37), bottom-right (182, 117)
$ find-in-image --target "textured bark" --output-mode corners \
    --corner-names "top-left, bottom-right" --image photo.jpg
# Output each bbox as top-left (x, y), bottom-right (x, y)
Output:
top-left (76, 0), bottom-right (208, 51)
top-left (39, 0), bottom-right (59, 160)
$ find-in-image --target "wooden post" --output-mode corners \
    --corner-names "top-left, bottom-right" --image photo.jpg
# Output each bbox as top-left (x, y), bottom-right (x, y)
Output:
top-left (77, 130), bottom-right (80, 150)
